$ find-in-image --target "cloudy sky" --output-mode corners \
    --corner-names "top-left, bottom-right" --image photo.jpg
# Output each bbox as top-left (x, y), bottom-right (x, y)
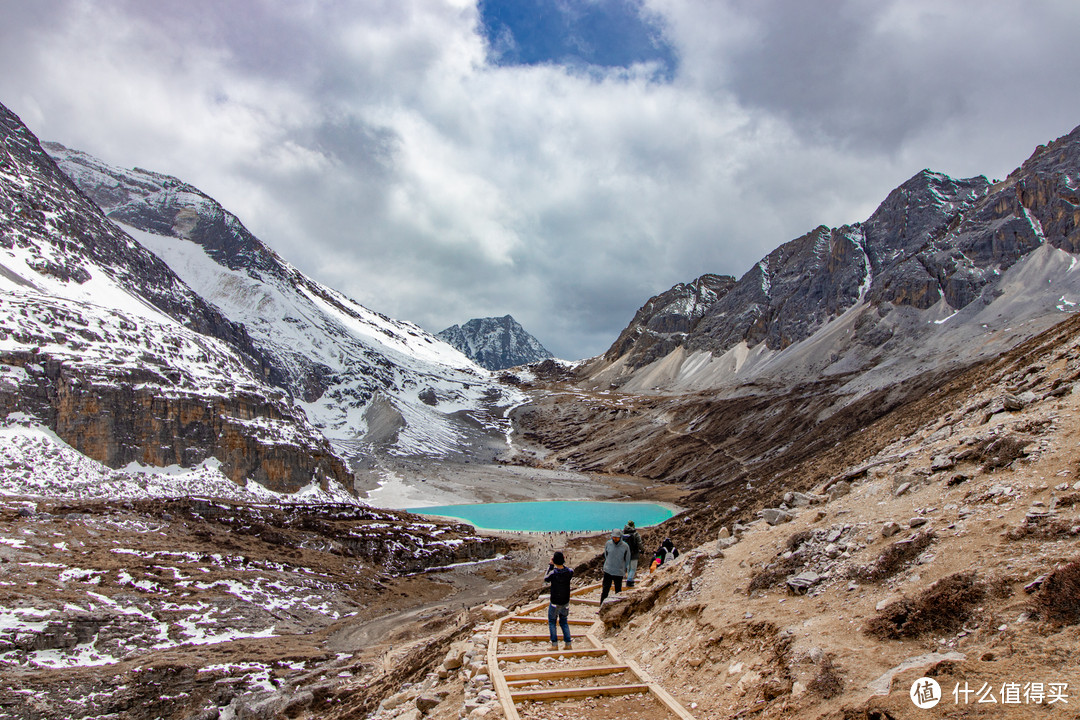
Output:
top-left (3, 0), bottom-right (1080, 359)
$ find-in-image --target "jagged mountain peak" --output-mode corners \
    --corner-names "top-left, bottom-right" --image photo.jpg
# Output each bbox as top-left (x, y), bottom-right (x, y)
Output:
top-left (589, 121), bottom-right (1080, 395)
top-left (437, 314), bottom-right (552, 370)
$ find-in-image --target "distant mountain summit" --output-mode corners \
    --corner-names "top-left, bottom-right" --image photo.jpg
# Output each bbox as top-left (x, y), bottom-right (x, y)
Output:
top-left (438, 315), bottom-right (552, 370)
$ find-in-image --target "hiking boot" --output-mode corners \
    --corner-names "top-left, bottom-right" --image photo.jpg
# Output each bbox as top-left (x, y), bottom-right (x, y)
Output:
top-left (550, 642), bottom-right (559, 650)
top-left (626, 581), bottom-right (635, 587)
top-left (564, 642), bottom-right (573, 650)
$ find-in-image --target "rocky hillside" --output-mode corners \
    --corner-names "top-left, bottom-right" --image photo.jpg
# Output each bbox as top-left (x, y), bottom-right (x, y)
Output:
top-left (0, 101), bottom-right (348, 493)
top-left (0, 491), bottom-right (519, 720)
top-left (586, 125), bottom-right (1080, 396)
top-left (47, 144), bottom-right (519, 459)
top-left (296, 284), bottom-right (1080, 720)
top-left (437, 315), bottom-right (553, 370)
top-left (582, 303), bottom-right (1080, 719)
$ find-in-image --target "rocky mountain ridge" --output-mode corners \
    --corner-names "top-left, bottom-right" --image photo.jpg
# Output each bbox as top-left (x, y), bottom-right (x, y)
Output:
top-left (437, 315), bottom-right (552, 370)
top-left (587, 126), bottom-right (1080, 397)
top-left (0, 102), bottom-right (348, 493)
top-left (510, 122), bottom-right (1080, 519)
top-left (47, 143), bottom-right (519, 462)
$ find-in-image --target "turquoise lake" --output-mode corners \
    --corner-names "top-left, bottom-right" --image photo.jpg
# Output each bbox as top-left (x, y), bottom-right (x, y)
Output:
top-left (405, 500), bottom-right (675, 532)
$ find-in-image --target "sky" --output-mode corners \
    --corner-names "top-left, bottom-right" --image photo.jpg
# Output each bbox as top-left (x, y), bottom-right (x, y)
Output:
top-left (2, 0), bottom-right (1080, 360)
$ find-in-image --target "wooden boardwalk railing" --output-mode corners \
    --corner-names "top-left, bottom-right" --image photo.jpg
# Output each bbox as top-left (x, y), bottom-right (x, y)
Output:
top-left (486, 582), bottom-right (697, 720)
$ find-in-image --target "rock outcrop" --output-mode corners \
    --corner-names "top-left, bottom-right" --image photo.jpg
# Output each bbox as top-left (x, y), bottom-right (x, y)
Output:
top-left (0, 101), bottom-right (350, 492)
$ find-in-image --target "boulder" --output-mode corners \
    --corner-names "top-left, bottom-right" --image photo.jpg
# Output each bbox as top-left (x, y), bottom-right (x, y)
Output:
top-left (415, 693), bottom-right (446, 713)
top-left (828, 481), bottom-right (852, 500)
top-left (930, 454), bottom-right (955, 472)
top-left (790, 491), bottom-right (823, 507)
top-left (480, 604), bottom-right (510, 621)
top-left (760, 508), bottom-right (794, 525)
top-left (786, 571), bottom-right (822, 594)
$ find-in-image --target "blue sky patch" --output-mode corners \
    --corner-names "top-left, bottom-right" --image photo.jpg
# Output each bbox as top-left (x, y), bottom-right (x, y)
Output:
top-left (478, 0), bottom-right (677, 80)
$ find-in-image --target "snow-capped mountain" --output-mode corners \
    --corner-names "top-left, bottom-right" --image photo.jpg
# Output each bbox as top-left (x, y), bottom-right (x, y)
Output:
top-left (46, 143), bottom-right (519, 458)
top-left (437, 315), bottom-right (553, 370)
top-left (0, 101), bottom-right (348, 492)
top-left (588, 124), bottom-right (1080, 396)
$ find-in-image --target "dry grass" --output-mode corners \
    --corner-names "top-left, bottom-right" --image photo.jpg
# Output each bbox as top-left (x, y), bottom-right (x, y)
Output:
top-left (864, 571), bottom-right (985, 640)
top-left (747, 554), bottom-right (803, 593)
top-left (849, 531), bottom-right (935, 583)
top-left (1005, 515), bottom-right (1080, 540)
top-left (807, 653), bottom-right (843, 699)
top-left (1031, 560), bottom-right (1080, 625)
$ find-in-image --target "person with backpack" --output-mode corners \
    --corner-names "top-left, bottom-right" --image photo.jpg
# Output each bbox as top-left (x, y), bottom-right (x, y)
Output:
top-left (622, 521), bottom-right (642, 587)
top-left (600, 528), bottom-right (630, 603)
top-left (544, 551), bottom-right (574, 649)
top-left (650, 538), bottom-right (679, 572)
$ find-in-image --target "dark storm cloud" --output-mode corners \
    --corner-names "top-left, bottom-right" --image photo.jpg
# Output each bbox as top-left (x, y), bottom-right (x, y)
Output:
top-left (1, 0), bottom-right (1079, 359)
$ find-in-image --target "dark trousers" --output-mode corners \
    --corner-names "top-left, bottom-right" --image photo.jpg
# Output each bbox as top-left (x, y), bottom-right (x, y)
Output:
top-left (601, 572), bottom-right (622, 602)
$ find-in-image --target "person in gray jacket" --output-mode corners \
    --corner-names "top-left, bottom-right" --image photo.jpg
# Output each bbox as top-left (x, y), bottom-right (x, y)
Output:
top-left (600, 528), bottom-right (631, 602)
top-left (622, 521), bottom-right (642, 587)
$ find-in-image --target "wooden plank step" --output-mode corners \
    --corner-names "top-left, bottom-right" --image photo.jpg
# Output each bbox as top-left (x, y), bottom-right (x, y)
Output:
top-left (498, 633), bottom-right (581, 643)
top-left (511, 683), bottom-right (649, 702)
top-left (573, 598), bottom-right (602, 606)
top-left (507, 616), bottom-right (593, 626)
top-left (504, 664), bottom-right (630, 682)
top-left (497, 648), bottom-right (608, 662)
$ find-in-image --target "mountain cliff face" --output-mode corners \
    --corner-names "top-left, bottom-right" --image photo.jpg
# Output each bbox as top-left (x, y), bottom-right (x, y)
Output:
top-left (512, 122), bottom-right (1080, 504)
top-left (0, 102), bottom-right (349, 492)
top-left (47, 143), bottom-right (519, 458)
top-left (436, 315), bottom-right (552, 370)
top-left (588, 127), bottom-right (1080, 394)
top-left (604, 273), bottom-right (735, 369)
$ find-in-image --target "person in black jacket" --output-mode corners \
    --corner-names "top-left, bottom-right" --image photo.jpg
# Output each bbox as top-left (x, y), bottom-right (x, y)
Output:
top-left (651, 538), bottom-right (679, 571)
top-left (544, 551), bottom-right (574, 649)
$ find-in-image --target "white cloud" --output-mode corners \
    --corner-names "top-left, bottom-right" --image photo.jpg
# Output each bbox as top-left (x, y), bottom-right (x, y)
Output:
top-left (2, 0), bottom-right (1079, 358)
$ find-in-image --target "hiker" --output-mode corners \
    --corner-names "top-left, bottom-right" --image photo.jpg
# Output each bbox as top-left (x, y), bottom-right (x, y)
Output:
top-left (544, 551), bottom-right (574, 649)
top-left (650, 538), bottom-right (679, 572)
top-left (600, 528), bottom-right (630, 603)
top-left (622, 520), bottom-right (642, 587)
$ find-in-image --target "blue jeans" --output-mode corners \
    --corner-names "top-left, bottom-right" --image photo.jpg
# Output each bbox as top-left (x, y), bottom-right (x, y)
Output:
top-left (626, 558), bottom-right (639, 583)
top-left (548, 602), bottom-right (571, 644)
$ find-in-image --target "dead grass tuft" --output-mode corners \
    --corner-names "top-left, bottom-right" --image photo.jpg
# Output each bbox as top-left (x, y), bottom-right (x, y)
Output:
top-left (849, 531), bottom-right (935, 583)
top-left (1031, 560), bottom-right (1080, 625)
top-left (864, 571), bottom-right (985, 640)
top-left (808, 653), bottom-right (843, 699)
top-left (747, 554), bottom-right (803, 593)
top-left (963, 435), bottom-right (1033, 472)
top-left (784, 529), bottom-right (814, 552)
top-left (1005, 515), bottom-right (1080, 541)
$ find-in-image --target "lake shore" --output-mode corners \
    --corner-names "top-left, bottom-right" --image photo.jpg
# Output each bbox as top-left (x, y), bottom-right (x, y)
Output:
top-left (355, 457), bottom-right (687, 510)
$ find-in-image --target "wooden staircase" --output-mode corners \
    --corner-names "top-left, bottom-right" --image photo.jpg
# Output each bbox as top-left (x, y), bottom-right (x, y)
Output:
top-left (487, 583), bottom-right (697, 719)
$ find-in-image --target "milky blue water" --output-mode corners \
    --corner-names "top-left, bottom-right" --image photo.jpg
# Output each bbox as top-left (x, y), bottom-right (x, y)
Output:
top-left (405, 500), bottom-right (675, 532)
